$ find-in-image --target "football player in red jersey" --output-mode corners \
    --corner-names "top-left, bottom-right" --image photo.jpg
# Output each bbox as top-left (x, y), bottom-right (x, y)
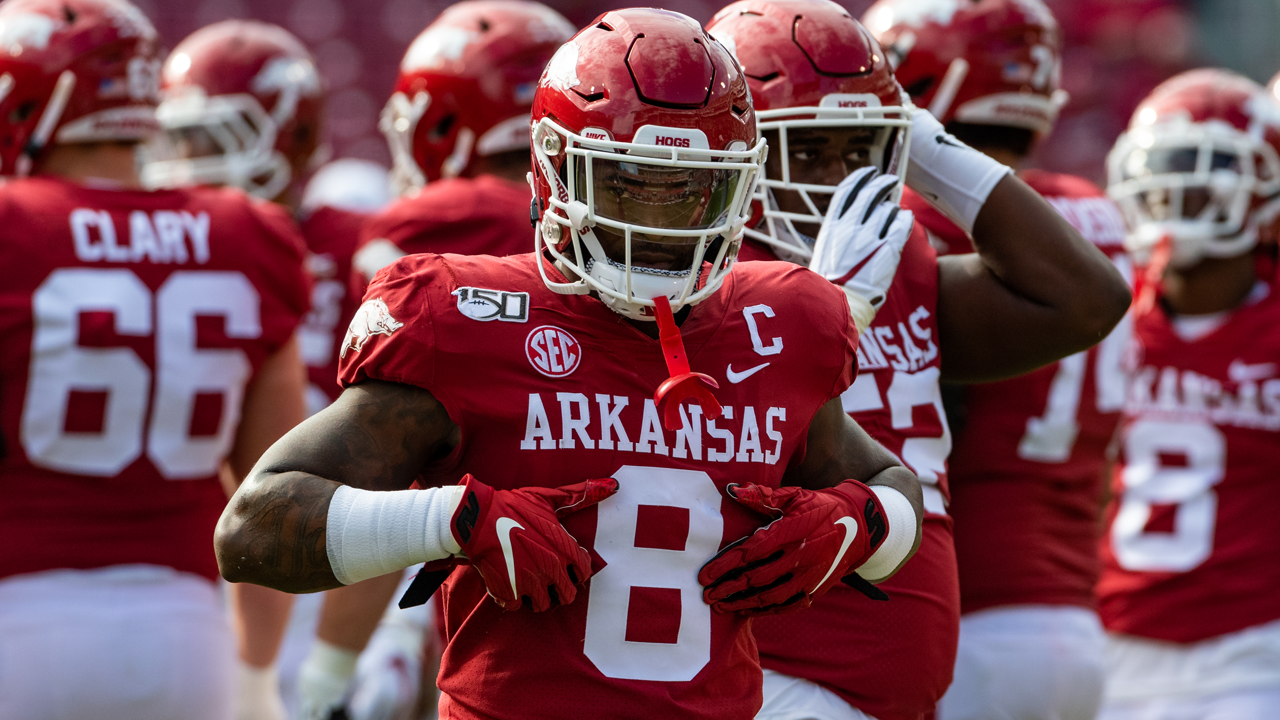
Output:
top-left (707, 1), bottom-right (1132, 718)
top-left (143, 20), bottom-right (339, 718)
top-left (0, 1), bottom-right (311, 719)
top-left (353, 0), bottom-right (576, 282)
top-left (215, 9), bottom-right (930, 719)
top-left (298, 5), bottom-right (577, 717)
top-left (861, 2), bottom-right (1134, 718)
top-left (1096, 69), bottom-right (1280, 720)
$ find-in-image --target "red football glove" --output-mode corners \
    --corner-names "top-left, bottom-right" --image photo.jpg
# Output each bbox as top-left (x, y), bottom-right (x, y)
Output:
top-left (698, 480), bottom-right (888, 616)
top-left (449, 474), bottom-right (618, 612)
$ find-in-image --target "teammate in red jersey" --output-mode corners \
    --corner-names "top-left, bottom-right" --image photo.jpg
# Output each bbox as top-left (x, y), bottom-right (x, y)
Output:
top-left (144, 21), bottom-right (343, 718)
top-left (863, 2), bottom-right (1134, 718)
top-left (1097, 68), bottom-right (1280, 720)
top-left (0, 2), bottom-right (310, 719)
top-left (215, 10), bottom-right (928, 719)
top-left (353, 0), bottom-right (576, 282)
top-left (707, 1), bottom-right (1132, 718)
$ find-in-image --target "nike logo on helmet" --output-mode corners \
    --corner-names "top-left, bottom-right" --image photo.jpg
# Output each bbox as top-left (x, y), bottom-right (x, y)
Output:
top-left (726, 362), bottom-right (770, 384)
top-left (496, 517), bottom-right (524, 598)
top-left (817, 517), bottom-right (859, 590)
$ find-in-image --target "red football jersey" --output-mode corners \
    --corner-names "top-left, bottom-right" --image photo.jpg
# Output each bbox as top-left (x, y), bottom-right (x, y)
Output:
top-left (0, 176), bottom-right (310, 582)
top-left (354, 175), bottom-right (532, 281)
top-left (921, 172), bottom-right (1132, 614)
top-left (1097, 284), bottom-right (1280, 643)
top-left (297, 205), bottom-right (365, 413)
top-left (339, 253), bottom-right (857, 719)
top-left (754, 223), bottom-right (961, 720)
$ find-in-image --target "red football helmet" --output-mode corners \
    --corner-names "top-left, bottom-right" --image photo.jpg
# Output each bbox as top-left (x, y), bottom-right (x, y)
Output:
top-left (1107, 69), bottom-right (1280, 268)
top-left (0, 0), bottom-right (160, 176)
top-left (382, 0), bottom-right (574, 195)
top-left (531, 8), bottom-right (765, 321)
top-left (708, 0), bottom-right (910, 261)
top-left (863, 0), bottom-right (1065, 136)
top-left (142, 20), bottom-right (325, 199)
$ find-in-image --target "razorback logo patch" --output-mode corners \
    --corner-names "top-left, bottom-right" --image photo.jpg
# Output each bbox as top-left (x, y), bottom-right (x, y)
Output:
top-left (454, 287), bottom-right (529, 323)
top-left (341, 298), bottom-right (403, 358)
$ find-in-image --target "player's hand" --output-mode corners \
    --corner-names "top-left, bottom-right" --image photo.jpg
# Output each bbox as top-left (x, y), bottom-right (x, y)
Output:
top-left (698, 480), bottom-right (889, 616)
top-left (451, 474), bottom-right (619, 612)
top-left (809, 166), bottom-right (913, 327)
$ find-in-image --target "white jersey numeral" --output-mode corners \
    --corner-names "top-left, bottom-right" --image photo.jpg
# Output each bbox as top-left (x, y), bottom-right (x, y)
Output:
top-left (1111, 419), bottom-right (1226, 572)
top-left (1018, 255), bottom-right (1132, 462)
top-left (583, 465), bottom-right (723, 682)
top-left (843, 368), bottom-right (952, 488)
top-left (20, 268), bottom-right (261, 479)
top-left (886, 366), bottom-right (950, 486)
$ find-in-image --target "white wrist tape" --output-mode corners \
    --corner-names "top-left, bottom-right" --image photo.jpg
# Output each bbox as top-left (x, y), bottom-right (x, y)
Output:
top-left (905, 108), bottom-right (1012, 234)
top-left (325, 485), bottom-right (464, 586)
top-left (855, 485), bottom-right (918, 582)
top-left (842, 287), bottom-right (877, 336)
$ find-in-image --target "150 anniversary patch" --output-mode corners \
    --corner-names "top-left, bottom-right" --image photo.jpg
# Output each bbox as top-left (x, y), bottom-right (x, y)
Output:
top-left (453, 286), bottom-right (530, 322)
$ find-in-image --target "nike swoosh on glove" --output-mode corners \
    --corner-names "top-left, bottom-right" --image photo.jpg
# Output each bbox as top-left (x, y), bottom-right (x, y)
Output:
top-left (809, 166), bottom-right (914, 329)
top-left (451, 474), bottom-right (618, 612)
top-left (698, 480), bottom-right (889, 616)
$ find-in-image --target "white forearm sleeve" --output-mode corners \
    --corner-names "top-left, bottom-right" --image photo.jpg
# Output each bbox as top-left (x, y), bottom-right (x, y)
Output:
top-left (325, 485), bottom-right (464, 586)
top-left (905, 108), bottom-right (1012, 234)
top-left (855, 485), bottom-right (918, 582)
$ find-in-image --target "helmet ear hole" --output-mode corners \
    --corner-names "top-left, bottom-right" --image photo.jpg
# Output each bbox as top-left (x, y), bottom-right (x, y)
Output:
top-left (429, 114), bottom-right (455, 141)
top-left (10, 100), bottom-right (36, 124)
top-left (903, 77), bottom-right (933, 99)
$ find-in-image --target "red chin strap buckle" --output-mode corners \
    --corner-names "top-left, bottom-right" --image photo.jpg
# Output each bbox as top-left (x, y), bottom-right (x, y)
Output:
top-left (652, 295), bottom-right (722, 431)
top-left (1133, 234), bottom-right (1172, 317)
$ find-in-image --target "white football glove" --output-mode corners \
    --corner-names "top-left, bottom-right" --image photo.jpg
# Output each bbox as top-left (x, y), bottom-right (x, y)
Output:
top-left (236, 662), bottom-right (288, 720)
top-left (296, 640), bottom-right (359, 720)
top-left (810, 166), bottom-right (914, 333)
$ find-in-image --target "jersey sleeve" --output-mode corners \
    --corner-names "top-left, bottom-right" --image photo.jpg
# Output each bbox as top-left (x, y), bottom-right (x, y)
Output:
top-left (820, 273), bottom-right (860, 403)
top-left (245, 199), bottom-right (312, 352)
top-left (337, 255), bottom-right (440, 393)
top-left (774, 264), bottom-right (859, 404)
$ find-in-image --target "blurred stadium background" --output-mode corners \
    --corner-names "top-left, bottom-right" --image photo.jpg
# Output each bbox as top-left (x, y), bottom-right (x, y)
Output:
top-left (140, 0), bottom-right (1280, 186)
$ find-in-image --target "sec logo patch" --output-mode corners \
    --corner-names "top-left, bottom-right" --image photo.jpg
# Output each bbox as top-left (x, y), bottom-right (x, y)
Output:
top-left (526, 325), bottom-right (581, 378)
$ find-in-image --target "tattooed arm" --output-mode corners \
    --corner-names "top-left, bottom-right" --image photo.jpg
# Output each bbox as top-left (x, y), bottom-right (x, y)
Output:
top-left (784, 398), bottom-right (924, 578)
top-left (214, 379), bottom-right (459, 593)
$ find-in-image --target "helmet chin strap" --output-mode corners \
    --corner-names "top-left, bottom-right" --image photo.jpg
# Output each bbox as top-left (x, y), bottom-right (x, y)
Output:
top-left (651, 295), bottom-right (722, 431)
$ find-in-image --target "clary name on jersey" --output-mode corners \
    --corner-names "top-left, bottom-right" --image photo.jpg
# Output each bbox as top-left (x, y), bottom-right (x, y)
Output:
top-left (70, 208), bottom-right (212, 264)
top-left (521, 392), bottom-right (789, 464)
top-left (1128, 363), bottom-right (1280, 431)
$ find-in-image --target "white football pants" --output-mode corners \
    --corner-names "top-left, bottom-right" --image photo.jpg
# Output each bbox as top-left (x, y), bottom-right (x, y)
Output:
top-left (937, 605), bottom-right (1106, 720)
top-left (757, 668), bottom-right (879, 720)
top-left (1099, 618), bottom-right (1280, 720)
top-left (0, 564), bottom-right (235, 720)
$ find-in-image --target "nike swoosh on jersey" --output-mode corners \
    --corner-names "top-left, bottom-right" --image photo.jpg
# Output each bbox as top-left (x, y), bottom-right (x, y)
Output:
top-left (817, 517), bottom-right (859, 590)
top-left (496, 517), bottom-right (524, 598)
top-left (726, 362), bottom-right (770, 384)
